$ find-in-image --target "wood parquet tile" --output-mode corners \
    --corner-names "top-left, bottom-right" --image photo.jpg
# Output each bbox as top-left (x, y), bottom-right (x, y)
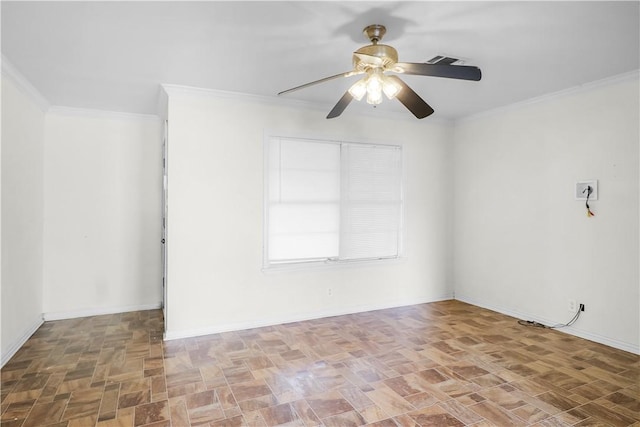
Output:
top-left (1, 301), bottom-right (639, 426)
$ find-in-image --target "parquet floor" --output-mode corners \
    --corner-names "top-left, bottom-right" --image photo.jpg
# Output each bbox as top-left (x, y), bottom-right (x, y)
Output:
top-left (1, 301), bottom-right (638, 426)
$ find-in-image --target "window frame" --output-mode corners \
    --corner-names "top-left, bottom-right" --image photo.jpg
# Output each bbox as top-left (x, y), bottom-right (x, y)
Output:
top-left (263, 134), bottom-right (405, 271)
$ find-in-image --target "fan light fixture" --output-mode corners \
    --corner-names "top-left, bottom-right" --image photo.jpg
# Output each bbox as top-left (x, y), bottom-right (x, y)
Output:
top-left (277, 24), bottom-right (482, 119)
top-left (348, 68), bottom-right (402, 105)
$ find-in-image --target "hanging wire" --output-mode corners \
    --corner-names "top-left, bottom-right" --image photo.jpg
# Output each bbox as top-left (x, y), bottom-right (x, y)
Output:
top-left (584, 186), bottom-right (595, 217)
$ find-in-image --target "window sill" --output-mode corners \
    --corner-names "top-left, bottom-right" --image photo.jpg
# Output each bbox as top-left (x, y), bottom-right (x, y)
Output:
top-left (261, 256), bottom-right (407, 274)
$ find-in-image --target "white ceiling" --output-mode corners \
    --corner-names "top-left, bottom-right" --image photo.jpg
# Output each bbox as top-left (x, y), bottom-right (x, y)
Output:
top-left (2, 1), bottom-right (639, 120)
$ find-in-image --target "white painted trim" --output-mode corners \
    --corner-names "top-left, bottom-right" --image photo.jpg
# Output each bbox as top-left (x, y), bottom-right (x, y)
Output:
top-left (262, 254), bottom-right (409, 274)
top-left (455, 294), bottom-right (639, 355)
top-left (1, 315), bottom-right (44, 368)
top-left (160, 83), bottom-right (452, 125)
top-left (43, 302), bottom-right (162, 322)
top-left (164, 294), bottom-right (453, 340)
top-left (47, 105), bottom-right (161, 122)
top-left (156, 86), bottom-right (169, 121)
top-left (459, 69), bottom-right (640, 124)
top-left (1, 54), bottom-right (50, 112)
top-left (162, 83), bottom-right (322, 111)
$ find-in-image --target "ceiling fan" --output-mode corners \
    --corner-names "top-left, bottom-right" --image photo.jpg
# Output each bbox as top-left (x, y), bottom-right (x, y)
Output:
top-left (278, 24), bottom-right (482, 119)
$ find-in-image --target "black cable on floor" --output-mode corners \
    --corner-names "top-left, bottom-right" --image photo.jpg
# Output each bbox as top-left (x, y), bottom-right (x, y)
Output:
top-left (518, 304), bottom-right (583, 329)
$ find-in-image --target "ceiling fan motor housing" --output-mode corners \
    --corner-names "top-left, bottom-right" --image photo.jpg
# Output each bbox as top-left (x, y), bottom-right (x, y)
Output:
top-left (353, 44), bottom-right (398, 71)
top-left (352, 24), bottom-right (398, 72)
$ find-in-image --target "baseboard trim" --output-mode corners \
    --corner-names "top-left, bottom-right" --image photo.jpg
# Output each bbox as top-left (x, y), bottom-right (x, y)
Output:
top-left (455, 294), bottom-right (639, 355)
top-left (164, 294), bottom-right (453, 341)
top-left (43, 302), bottom-right (162, 321)
top-left (1, 315), bottom-right (44, 368)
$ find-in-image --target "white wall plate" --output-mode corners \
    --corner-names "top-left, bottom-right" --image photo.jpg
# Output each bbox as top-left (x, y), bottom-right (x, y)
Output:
top-left (575, 180), bottom-right (598, 200)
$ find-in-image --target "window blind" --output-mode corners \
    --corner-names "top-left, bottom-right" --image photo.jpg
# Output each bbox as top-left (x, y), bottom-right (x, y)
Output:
top-left (266, 136), bottom-right (402, 267)
top-left (339, 143), bottom-right (402, 261)
top-left (267, 138), bottom-right (340, 263)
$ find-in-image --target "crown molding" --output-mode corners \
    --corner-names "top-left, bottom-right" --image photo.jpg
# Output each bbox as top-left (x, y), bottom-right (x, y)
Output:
top-left (160, 83), bottom-right (452, 125)
top-left (1, 54), bottom-right (50, 112)
top-left (156, 86), bottom-right (169, 121)
top-left (458, 69), bottom-right (640, 124)
top-left (161, 83), bottom-right (353, 117)
top-left (48, 105), bottom-right (161, 122)
top-left (1, 56), bottom-right (160, 122)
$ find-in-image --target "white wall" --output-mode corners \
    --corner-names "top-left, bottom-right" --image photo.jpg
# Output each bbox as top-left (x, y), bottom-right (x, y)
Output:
top-left (453, 73), bottom-right (640, 353)
top-left (1, 74), bottom-right (45, 364)
top-left (43, 109), bottom-right (163, 319)
top-left (164, 88), bottom-right (454, 338)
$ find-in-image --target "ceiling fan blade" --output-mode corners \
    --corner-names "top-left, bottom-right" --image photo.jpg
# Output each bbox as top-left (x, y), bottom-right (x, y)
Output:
top-left (326, 91), bottom-right (354, 119)
top-left (278, 71), bottom-right (361, 96)
top-left (395, 62), bottom-right (482, 81)
top-left (387, 75), bottom-right (434, 119)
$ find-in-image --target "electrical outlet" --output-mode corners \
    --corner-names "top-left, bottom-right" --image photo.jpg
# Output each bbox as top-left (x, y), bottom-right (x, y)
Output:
top-left (568, 299), bottom-right (577, 312)
top-left (328, 288), bottom-right (333, 297)
top-left (575, 180), bottom-right (598, 200)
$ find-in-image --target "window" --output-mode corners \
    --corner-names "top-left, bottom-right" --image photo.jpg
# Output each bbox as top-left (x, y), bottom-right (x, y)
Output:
top-left (265, 136), bottom-right (403, 268)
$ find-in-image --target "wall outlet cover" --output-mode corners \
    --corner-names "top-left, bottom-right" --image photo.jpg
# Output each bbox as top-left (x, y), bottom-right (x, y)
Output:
top-left (575, 180), bottom-right (598, 200)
